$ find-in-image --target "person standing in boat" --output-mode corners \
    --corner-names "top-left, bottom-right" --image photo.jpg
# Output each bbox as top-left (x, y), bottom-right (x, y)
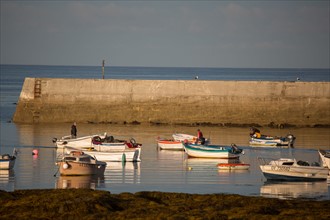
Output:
top-left (197, 129), bottom-right (205, 145)
top-left (71, 122), bottom-right (77, 138)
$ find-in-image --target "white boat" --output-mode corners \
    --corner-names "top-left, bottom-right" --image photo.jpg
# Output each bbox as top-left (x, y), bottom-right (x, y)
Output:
top-left (172, 133), bottom-right (210, 145)
top-left (52, 132), bottom-right (107, 149)
top-left (157, 139), bottom-right (184, 150)
top-left (183, 143), bottom-right (243, 159)
top-left (0, 150), bottom-right (17, 170)
top-left (62, 146), bottom-right (141, 162)
top-left (318, 149), bottom-right (330, 168)
top-left (56, 150), bottom-right (107, 176)
top-left (92, 136), bottom-right (142, 151)
top-left (83, 148), bottom-right (141, 162)
top-left (259, 158), bottom-right (328, 181)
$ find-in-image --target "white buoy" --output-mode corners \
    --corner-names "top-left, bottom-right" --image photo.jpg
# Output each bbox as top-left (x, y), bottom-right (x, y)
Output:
top-left (63, 163), bottom-right (69, 169)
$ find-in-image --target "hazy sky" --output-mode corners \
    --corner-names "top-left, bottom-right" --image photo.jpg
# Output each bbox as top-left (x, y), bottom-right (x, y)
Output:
top-left (1, 1), bottom-right (329, 68)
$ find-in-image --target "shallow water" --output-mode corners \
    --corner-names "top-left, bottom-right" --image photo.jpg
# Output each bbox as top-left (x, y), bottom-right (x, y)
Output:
top-left (0, 122), bottom-right (330, 200)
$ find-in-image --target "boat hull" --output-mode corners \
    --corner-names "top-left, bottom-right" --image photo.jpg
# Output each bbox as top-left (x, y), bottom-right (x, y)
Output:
top-left (0, 156), bottom-right (16, 170)
top-left (183, 144), bottom-right (241, 159)
top-left (157, 140), bottom-right (183, 150)
top-left (59, 161), bottom-right (106, 176)
top-left (260, 165), bottom-right (328, 181)
top-left (83, 148), bottom-right (141, 162)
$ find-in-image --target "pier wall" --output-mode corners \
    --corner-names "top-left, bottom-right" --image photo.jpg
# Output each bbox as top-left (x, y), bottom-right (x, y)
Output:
top-left (13, 78), bottom-right (330, 127)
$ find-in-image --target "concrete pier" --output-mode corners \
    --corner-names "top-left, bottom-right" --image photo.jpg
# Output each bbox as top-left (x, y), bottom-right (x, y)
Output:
top-left (13, 78), bottom-right (330, 127)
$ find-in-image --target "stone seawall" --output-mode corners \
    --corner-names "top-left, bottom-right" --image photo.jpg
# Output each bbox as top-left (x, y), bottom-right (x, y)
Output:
top-left (13, 78), bottom-right (330, 127)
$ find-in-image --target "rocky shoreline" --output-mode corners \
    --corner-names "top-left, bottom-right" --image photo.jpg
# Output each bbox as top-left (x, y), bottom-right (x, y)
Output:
top-left (0, 189), bottom-right (329, 219)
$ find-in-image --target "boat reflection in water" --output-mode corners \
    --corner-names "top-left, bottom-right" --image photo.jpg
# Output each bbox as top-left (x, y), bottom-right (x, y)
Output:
top-left (105, 162), bottom-right (140, 184)
top-left (0, 169), bottom-right (15, 191)
top-left (56, 175), bottom-right (104, 189)
top-left (260, 181), bottom-right (329, 200)
top-left (56, 162), bottom-right (141, 189)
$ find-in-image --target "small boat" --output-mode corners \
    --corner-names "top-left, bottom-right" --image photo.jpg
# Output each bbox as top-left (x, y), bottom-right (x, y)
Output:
top-left (57, 150), bottom-right (107, 176)
top-left (318, 149), bottom-right (330, 168)
top-left (157, 139), bottom-right (184, 150)
top-left (92, 136), bottom-right (142, 151)
top-left (217, 163), bottom-right (250, 170)
top-left (258, 158), bottom-right (328, 181)
top-left (172, 133), bottom-right (210, 145)
top-left (63, 146), bottom-right (141, 162)
top-left (52, 132), bottom-right (107, 149)
top-left (83, 148), bottom-right (141, 162)
top-left (249, 127), bottom-right (295, 147)
top-left (0, 149), bottom-right (17, 170)
top-left (183, 143), bottom-right (243, 159)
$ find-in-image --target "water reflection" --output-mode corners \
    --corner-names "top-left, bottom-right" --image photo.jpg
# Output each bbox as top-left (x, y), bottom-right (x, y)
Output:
top-left (260, 181), bottom-right (329, 200)
top-left (56, 175), bottom-right (105, 189)
top-left (104, 162), bottom-right (140, 184)
top-left (0, 169), bottom-right (15, 191)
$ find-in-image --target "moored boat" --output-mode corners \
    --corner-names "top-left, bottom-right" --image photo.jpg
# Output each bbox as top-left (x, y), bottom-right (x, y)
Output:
top-left (157, 137), bottom-right (184, 150)
top-left (183, 143), bottom-right (243, 159)
top-left (62, 146), bottom-right (141, 162)
top-left (0, 149), bottom-right (17, 170)
top-left (249, 127), bottom-right (295, 147)
top-left (172, 133), bottom-right (210, 145)
top-left (52, 132), bottom-right (107, 149)
top-left (57, 150), bottom-right (107, 176)
top-left (258, 157), bottom-right (328, 181)
top-left (91, 136), bottom-right (142, 150)
top-left (217, 163), bottom-right (250, 170)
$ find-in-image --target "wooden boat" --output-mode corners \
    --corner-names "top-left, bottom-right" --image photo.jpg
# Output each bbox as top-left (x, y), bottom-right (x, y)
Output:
top-left (172, 133), bottom-right (210, 145)
top-left (318, 149), bottom-right (330, 168)
top-left (217, 163), bottom-right (250, 170)
top-left (258, 158), bottom-right (328, 181)
top-left (183, 143), bottom-right (243, 159)
top-left (0, 150), bottom-right (17, 170)
top-left (57, 150), bottom-right (107, 176)
top-left (52, 132), bottom-right (107, 149)
top-left (157, 138), bottom-right (184, 150)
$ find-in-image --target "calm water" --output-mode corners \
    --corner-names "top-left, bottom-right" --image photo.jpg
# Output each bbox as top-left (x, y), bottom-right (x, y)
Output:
top-left (0, 65), bottom-right (329, 200)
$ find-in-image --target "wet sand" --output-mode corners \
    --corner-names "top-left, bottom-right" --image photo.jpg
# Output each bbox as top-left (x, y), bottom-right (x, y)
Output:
top-left (0, 189), bottom-right (329, 219)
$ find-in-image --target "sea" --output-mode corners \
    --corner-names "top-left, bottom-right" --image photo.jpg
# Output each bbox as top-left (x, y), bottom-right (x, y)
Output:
top-left (0, 64), bottom-right (330, 200)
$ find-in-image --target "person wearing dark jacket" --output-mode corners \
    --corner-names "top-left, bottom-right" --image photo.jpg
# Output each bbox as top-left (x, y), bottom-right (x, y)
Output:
top-left (71, 122), bottom-right (77, 138)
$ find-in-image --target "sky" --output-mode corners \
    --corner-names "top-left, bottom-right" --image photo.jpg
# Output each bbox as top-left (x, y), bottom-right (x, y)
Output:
top-left (0, 1), bottom-right (329, 68)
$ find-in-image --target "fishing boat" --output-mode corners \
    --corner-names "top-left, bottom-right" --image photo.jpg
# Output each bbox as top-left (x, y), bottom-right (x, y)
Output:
top-left (318, 149), bottom-right (330, 168)
top-left (0, 149), bottom-right (17, 170)
top-left (172, 133), bottom-right (210, 145)
top-left (56, 150), bottom-right (107, 176)
top-left (258, 158), bottom-right (328, 181)
top-left (183, 143), bottom-right (243, 159)
top-left (249, 127), bottom-right (296, 147)
top-left (52, 132), bottom-right (107, 149)
top-left (217, 162), bottom-right (250, 170)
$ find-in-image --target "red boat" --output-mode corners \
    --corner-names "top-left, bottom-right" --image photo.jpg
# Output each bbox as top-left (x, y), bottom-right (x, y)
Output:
top-left (217, 163), bottom-right (250, 170)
